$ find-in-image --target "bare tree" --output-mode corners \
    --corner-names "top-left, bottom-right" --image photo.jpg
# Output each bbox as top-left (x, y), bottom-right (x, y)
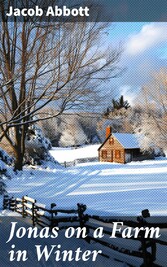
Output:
top-left (134, 69), bottom-right (167, 153)
top-left (0, 5), bottom-right (121, 170)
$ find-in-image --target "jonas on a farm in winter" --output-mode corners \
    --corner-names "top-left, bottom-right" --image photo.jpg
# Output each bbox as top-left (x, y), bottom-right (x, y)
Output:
top-left (7, 222), bottom-right (161, 243)
top-left (6, 222), bottom-right (161, 262)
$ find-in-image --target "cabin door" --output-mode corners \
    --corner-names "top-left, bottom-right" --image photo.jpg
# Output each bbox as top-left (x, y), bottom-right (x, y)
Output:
top-left (110, 150), bottom-right (113, 162)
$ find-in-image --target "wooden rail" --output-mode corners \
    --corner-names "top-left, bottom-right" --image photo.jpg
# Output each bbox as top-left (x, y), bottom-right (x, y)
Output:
top-left (86, 217), bottom-right (162, 266)
top-left (3, 194), bottom-right (167, 267)
top-left (3, 195), bottom-right (88, 229)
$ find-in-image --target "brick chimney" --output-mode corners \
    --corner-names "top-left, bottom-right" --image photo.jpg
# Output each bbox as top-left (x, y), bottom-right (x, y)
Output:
top-left (106, 126), bottom-right (112, 139)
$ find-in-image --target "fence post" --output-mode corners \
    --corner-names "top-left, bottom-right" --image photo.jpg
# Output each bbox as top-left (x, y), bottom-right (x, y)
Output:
top-left (15, 198), bottom-right (19, 212)
top-left (50, 203), bottom-right (57, 229)
top-left (9, 196), bottom-right (16, 212)
top-left (140, 230), bottom-right (148, 266)
top-left (138, 209), bottom-right (155, 267)
top-left (77, 203), bottom-right (86, 228)
top-left (77, 203), bottom-right (89, 242)
top-left (3, 194), bottom-right (9, 209)
top-left (22, 196), bottom-right (27, 218)
top-left (32, 200), bottom-right (36, 227)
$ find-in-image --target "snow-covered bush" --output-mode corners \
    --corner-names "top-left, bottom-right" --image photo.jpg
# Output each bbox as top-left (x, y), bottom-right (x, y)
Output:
top-left (0, 147), bottom-right (13, 165)
top-left (0, 149), bottom-right (15, 194)
top-left (24, 125), bottom-right (52, 165)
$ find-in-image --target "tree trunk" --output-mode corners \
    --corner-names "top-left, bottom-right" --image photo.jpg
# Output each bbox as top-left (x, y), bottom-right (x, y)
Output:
top-left (14, 148), bottom-right (24, 171)
top-left (14, 154), bottom-right (23, 171)
top-left (13, 127), bottom-right (25, 171)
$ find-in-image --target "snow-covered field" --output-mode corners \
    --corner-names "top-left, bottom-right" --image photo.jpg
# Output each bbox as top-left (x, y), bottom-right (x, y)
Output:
top-left (1, 145), bottom-right (166, 216)
top-left (0, 145), bottom-right (167, 266)
top-left (49, 144), bottom-right (99, 163)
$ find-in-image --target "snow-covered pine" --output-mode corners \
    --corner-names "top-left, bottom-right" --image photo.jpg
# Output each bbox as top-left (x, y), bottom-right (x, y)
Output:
top-left (0, 162), bottom-right (8, 194)
top-left (24, 125), bottom-right (52, 165)
top-left (0, 147), bottom-right (13, 165)
top-left (0, 149), bottom-right (15, 194)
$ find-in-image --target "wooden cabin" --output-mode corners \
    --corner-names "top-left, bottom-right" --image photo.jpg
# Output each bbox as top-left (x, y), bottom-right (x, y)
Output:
top-left (98, 126), bottom-right (151, 164)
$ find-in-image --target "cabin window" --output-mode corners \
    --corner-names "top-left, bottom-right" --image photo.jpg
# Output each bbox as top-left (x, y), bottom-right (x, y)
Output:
top-left (109, 138), bottom-right (114, 145)
top-left (115, 150), bottom-right (121, 159)
top-left (101, 150), bottom-right (107, 159)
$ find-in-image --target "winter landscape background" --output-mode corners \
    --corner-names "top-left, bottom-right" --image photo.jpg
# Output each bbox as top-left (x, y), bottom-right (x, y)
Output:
top-left (0, 8), bottom-right (167, 266)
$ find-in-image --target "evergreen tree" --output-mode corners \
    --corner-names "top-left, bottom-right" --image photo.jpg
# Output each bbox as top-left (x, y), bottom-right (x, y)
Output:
top-left (112, 95), bottom-right (130, 110)
top-left (24, 125), bottom-right (52, 165)
top-left (0, 148), bottom-right (14, 194)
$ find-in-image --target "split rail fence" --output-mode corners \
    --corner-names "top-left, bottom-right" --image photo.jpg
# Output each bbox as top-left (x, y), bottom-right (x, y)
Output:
top-left (3, 194), bottom-right (167, 267)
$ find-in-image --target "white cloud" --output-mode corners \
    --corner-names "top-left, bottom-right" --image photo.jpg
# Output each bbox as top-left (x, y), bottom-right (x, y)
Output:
top-left (126, 23), bottom-right (167, 56)
top-left (119, 85), bottom-right (137, 105)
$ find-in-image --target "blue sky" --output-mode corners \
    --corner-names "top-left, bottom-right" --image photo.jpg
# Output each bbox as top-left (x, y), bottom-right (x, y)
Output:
top-left (103, 22), bottom-right (167, 105)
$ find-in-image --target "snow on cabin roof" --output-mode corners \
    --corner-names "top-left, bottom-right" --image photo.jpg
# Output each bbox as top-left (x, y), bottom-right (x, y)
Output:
top-left (112, 133), bottom-right (140, 149)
